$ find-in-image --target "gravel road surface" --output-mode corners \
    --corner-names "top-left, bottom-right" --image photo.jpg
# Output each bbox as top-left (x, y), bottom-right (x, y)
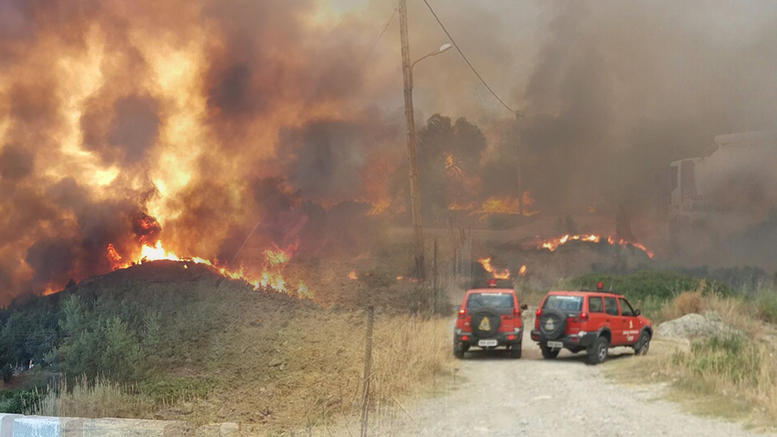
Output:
top-left (330, 313), bottom-right (775, 437)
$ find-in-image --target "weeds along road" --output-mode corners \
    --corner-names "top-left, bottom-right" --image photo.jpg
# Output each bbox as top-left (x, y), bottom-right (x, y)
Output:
top-left (352, 314), bottom-right (776, 437)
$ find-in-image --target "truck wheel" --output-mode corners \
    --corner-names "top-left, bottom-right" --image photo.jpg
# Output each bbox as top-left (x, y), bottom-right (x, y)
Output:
top-left (633, 331), bottom-right (651, 356)
top-left (540, 343), bottom-right (560, 359)
top-left (508, 342), bottom-right (522, 359)
top-left (453, 341), bottom-right (466, 359)
top-left (586, 336), bottom-right (609, 365)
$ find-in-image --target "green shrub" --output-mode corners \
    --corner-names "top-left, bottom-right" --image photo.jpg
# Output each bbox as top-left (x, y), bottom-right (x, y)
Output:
top-left (0, 388), bottom-right (43, 414)
top-left (755, 292), bottom-right (777, 324)
top-left (560, 271), bottom-right (732, 302)
top-left (1, 364), bottom-right (12, 383)
top-left (58, 297), bottom-right (145, 382)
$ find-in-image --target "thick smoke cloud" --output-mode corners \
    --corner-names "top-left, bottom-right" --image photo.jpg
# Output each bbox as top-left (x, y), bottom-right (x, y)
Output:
top-left (0, 144), bottom-right (34, 181)
top-left (25, 238), bottom-right (76, 291)
top-left (1, 0), bottom-right (777, 303)
top-left (0, 0), bottom-right (400, 304)
top-left (513, 1), bottom-right (777, 209)
top-left (82, 95), bottom-right (161, 165)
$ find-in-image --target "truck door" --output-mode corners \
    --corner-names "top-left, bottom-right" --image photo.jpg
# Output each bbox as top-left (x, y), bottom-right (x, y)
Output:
top-left (587, 295), bottom-right (607, 333)
top-left (618, 298), bottom-right (640, 344)
top-left (603, 296), bottom-right (623, 345)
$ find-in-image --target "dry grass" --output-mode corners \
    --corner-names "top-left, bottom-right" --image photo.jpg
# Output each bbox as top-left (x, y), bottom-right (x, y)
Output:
top-left (660, 289), bottom-right (704, 320)
top-left (657, 284), bottom-right (765, 337)
top-left (164, 304), bottom-right (452, 434)
top-left (371, 315), bottom-right (451, 403)
top-left (28, 376), bottom-right (154, 418)
top-left (609, 285), bottom-right (777, 430)
top-left (20, 295), bottom-right (451, 435)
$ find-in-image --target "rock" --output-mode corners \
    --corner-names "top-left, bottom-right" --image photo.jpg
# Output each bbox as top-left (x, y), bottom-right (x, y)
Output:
top-left (195, 422), bottom-right (239, 437)
top-left (656, 312), bottom-right (737, 340)
top-left (219, 422), bottom-right (240, 436)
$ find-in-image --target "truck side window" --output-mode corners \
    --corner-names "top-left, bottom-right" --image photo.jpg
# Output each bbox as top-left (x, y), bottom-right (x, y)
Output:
top-left (604, 297), bottom-right (619, 316)
top-left (588, 296), bottom-right (604, 313)
top-left (619, 298), bottom-right (635, 316)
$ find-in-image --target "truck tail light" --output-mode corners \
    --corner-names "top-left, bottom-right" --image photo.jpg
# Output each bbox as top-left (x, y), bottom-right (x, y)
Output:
top-left (535, 308), bottom-right (542, 317)
top-left (569, 312), bottom-right (589, 322)
top-left (458, 308), bottom-right (466, 319)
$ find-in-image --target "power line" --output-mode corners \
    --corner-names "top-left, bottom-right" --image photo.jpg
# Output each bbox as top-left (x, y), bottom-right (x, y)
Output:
top-left (421, 0), bottom-right (519, 116)
top-left (364, 7), bottom-right (397, 63)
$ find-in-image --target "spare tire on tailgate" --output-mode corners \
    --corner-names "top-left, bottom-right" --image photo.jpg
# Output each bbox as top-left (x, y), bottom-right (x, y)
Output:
top-left (471, 309), bottom-right (501, 338)
top-left (539, 309), bottom-right (566, 340)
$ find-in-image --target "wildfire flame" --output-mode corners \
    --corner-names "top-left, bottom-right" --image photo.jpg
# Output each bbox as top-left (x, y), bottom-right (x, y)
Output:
top-left (518, 264), bottom-right (528, 277)
top-left (478, 257), bottom-right (511, 280)
top-left (538, 233), bottom-right (655, 258)
top-left (106, 240), bottom-right (310, 298)
top-left (347, 270), bottom-right (358, 280)
top-left (106, 243), bottom-right (124, 270)
top-left (449, 192), bottom-right (541, 217)
top-left (367, 199), bottom-right (391, 216)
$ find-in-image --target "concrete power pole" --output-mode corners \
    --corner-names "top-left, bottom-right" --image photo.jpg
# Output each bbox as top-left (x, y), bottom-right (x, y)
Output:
top-left (399, 0), bottom-right (425, 279)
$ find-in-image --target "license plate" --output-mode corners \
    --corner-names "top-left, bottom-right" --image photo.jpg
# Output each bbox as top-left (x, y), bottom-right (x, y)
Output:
top-left (478, 339), bottom-right (498, 347)
top-left (547, 341), bottom-right (563, 349)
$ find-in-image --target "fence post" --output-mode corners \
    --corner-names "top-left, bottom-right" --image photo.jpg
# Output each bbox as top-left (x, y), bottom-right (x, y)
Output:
top-left (360, 306), bottom-right (375, 437)
top-left (432, 239), bottom-right (439, 313)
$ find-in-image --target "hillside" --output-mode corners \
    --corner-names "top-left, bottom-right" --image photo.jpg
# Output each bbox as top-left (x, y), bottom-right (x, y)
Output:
top-left (0, 260), bottom-right (449, 434)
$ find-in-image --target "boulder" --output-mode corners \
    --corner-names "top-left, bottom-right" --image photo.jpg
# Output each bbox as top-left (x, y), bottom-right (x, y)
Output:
top-left (656, 312), bottom-right (736, 340)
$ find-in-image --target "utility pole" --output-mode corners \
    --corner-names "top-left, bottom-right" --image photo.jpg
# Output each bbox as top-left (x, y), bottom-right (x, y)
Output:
top-left (399, 0), bottom-right (425, 279)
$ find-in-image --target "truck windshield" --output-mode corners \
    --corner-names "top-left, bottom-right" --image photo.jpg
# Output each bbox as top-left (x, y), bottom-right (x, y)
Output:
top-left (543, 295), bottom-right (583, 313)
top-left (467, 293), bottom-right (514, 309)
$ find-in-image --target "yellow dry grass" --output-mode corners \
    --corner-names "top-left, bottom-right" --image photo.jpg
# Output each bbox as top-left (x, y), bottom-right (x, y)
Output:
top-left (24, 298), bottom-right (451, 435)
top-left (29, 376), bottom-right (154, 418)
top-left (177, 306), bottom-right (452, 434)
top-left (658, 284), bottom-right (765, 337)
top-left (609, 285), bottom-right (777, 430)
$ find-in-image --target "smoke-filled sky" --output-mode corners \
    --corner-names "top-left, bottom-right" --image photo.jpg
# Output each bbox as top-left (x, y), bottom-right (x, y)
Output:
top-left (1, 0), bottom-right (776, 303)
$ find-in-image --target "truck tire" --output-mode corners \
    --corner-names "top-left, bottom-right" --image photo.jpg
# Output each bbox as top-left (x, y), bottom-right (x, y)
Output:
top-left (633, 331), bottom-right (651, 356)
top-left (453, 341), bottom-right (467, 359)
top-left (586, 336), bottom-right (609, 365)
top-left (508, 342), bottom-right (522, 359)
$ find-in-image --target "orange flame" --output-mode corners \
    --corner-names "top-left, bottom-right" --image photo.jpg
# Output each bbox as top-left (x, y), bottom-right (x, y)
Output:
top-left (518, 265), bottom-right (527, 277)
top-left (367, 199), bottom-right (390, 216)
top-left (104, 240), bottom-right (310, 298)
top-left (478, 257), bottom-right (511, 280)
top-left (538, 233), bottom-right (654, 258)
top-left (347, 270), bottom-right (358, 280)
top-left (106, 243), bottom-right (124, 270)
top-left (449, 192), bottom-right (541, 217)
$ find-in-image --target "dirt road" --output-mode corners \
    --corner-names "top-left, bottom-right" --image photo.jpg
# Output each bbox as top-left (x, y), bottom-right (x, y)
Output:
top-left (330, 317), bottom-right (775, 437)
